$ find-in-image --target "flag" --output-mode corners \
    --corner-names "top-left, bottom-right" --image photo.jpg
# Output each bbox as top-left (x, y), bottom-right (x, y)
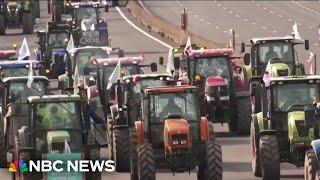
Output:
top-left (66, 34), bottom-right (74, 52)
top-left (263, 71), bottom-right (270, 87)
top-left (64, 139), bottom-right (71, 153)
top-left (265, 59), bottom-right (272, 74)
top-left (18, 37), bottom-right (30, 61)
top-left (166, 48), bottom-right (174, 74)
top-left (73, 65), bottom-right (80, 94)
top-left (293, 22), bottom-right (303, 40)
top-left (27, 61), bottom-right (33, 88)
top-left (184, 36), bottom-right (192, 56)
top-left (308, 52), bottom-right (315, 75)
top-left (107, 60), bottom-right (121, 90)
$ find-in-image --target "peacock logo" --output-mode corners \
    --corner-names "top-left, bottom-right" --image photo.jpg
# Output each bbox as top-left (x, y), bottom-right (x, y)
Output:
top-left (8, 160), bottom-right (28, 173)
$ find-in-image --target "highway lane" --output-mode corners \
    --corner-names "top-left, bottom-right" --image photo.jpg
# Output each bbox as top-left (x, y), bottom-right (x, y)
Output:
top-left (0, 2), bottom-right (306, 180)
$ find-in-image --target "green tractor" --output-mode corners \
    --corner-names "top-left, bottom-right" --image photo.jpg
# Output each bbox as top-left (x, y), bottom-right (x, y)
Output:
top-left (250, 75), bottom-right (320, 180)
top-left (241, 36), bottom-right (309, 113)
top-left (129, 85), bottom-right (222, 180)
top-left (13, 95), bottom-right (105, 180)
top-left (0, 0), bottom-right (35, 34)
top-left (0, 76), bottom-right (49, 168)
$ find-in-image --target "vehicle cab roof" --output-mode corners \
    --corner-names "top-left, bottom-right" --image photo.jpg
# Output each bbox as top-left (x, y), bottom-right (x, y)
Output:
top-left (144, 85), bottom-right (197, 95)
top-left (2, 76), bottom-right (48, 83)
top-left (188, 48), bottom-right (234, 58)
top-left (97, 56), bottom-right (144, 66)
top-left (28, 95), bottom-right (81, 104)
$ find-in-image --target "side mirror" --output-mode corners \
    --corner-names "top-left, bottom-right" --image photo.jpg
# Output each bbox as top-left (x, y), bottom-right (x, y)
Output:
top-left (105, 5), bottom-right (109, 12)
top-left (118, 49), bottom-right (124, 57)
top-left (241, 42), bottom-right (246, 53)
top-left (244, 53), bottom-right (250, 66)
top-left (150, 62), bottom-right (157, 72)
top-left (305, 40), bottom-right (310, 50)
top-left (250, 83), bottom-right (256, 96)
top-left (159, 57), bottom-right (164, 65)
top-left (173, 57), bottom-right (180, 69)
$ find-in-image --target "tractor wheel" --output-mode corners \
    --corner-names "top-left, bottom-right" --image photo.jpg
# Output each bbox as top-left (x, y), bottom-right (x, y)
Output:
top-left (0, 119), bottom-right (7, 168)
top-left (107, 115), bottom-right (113, 159)
top-left (15, 136), bottom-right (33, 180)
top-left (197, 141), bottom-right (223, 180)
top-left (137, 143), bottom-right (155, 180)
top-left (22, 13), bottom-right (33, 34)
top-left (113, 128), bottom-right (130, 172)
top-left (129, 128), bottom-right (138, 180)
top-left (87, 148), bottom-right (101, 180)
top-left (34, 1), bottom-right (40, 18)
top-left (0, 14), bottom-right (5, 35)
top-left (250, 120), bottom-right (261, 177)
top-left (208, 122), bottom-right (215, 141)
top-left (259, 135), bottom-right (280, 180)
top-left (305, 149), bottom-right (319, 180)
top-left (235, 96), bottom-right (251, 135)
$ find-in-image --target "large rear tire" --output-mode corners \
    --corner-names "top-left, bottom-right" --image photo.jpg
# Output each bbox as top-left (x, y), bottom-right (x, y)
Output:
top-left (260, 135), bottom-right (280, 180)
top-left (137, 143), bottom-right (155, 180)
top-left (250, 119), bottom-right (261, 177)
top-left (113, 128), bottom-right (130, 172)
top-left (305, 149), bottom-right (319, 180)
top-left (236, 95), bottom-right (251, 135)
top-left (22, 13), bottom-right (33, 34)
top-left (0, 14), bottom-right (5, 35)
top-left (197, 141), bottom-right (223, 180)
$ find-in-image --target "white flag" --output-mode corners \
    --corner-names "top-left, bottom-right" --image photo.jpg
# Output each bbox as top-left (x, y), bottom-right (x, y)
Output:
top-left (27, 61), bottom-right (34, 88)
top-left (18, 37), bottom-right (30, 61)
top-left (293, 22), bottom-right (303, 40)
top-left (64, 139), bottom-right (71, 153)
top-left (166, 48), bottom-right (174, 74)
top-left (107, 60), bottom-right (121, 90)
top-left (66, 34), bottom-right (74, 52)
top-left (73, 66), bottom-right (80, 94)
top-left (263, 71), bottom-right (271, 87)
top-left (184, 36), bottom-right (192, 56)
top-left (265, 59), bottom-right (272, 74)
top-left (308, 52), bottom-right (315, 75)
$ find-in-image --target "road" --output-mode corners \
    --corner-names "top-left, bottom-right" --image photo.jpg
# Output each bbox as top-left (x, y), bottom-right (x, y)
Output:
top-left (0, 1), bottom-right (306, 180)
top-left (143, 1), bottom-right (320, 73)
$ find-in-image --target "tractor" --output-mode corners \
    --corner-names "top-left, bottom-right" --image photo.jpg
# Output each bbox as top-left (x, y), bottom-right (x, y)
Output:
top-left (107, 73), bottom-right (170, 172)
top-left (0, 76), bottom-right (49, 168)
top-left (13, 95), bottom-right (105, 179)
top-left (0, 0), bottom-right (35, 34)
top-left (241, 36), bottom-right (309, 113)
top-left (129, 85), bottom-right (223, 180)
top-left (172, 46), bottom-right (251, 134)
top-left (35, 21), bottom-right (71, 78)
top-left (0, 49), bottom-right (16, 60)
top-left (0, 60), bottom-right (39, 80)
top-left (67, 1), bottom-right (109, 47)
top-left (250, 75), bottom-right (320, 180)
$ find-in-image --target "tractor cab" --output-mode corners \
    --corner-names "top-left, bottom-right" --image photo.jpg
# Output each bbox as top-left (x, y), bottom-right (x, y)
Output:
top-left (0, 50), bottom-right (16, 60)
top-left (0, 60), bottom-right (40, 80)
top-left (242, 36), bottom-right (309, 77)
top-left (68, 1), bottom-right (109, 46)
top-left (250, 75), bottom-right (320, 179)
top-left (128, 85), bottom-right (222, 179)
top-left (12, 95), bottom-right (102, 179)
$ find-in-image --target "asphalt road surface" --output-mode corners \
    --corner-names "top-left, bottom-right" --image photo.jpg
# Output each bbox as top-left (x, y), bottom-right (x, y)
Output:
top-left (0, 1), bottom-right (306, 180)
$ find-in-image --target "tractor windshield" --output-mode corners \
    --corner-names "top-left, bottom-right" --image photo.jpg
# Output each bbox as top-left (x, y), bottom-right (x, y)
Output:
top-left (33, 101), bottom-right (83, 154)
top-left (74, 7), bottom-right (98, 26)
top-left (73, 49), bottom-right (107, 76)
top-left (48, 32), bottom-right (69, 48)
top-left (150, 92), bottom-right (199, 123)
top-left (102, 64), bottom-right (139, 85)
top-left (272, 82), bottom-right (319, 112)
top-left (190, 56), bottom-right (231, 82)
top-left (258, 42), bottom-right (294, 64)
top-left (8, 80), bottom-right (46, 103)
top-left (1, 68), bottom-right (38, 78)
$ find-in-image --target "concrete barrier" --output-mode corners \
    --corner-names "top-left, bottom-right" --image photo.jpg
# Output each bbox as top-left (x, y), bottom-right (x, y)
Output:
top-left (126, 1), bottom-right (224, 49)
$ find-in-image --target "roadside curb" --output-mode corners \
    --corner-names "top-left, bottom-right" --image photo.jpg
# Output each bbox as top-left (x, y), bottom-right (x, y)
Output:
top-left (126, 1), bottom-right (224, 49)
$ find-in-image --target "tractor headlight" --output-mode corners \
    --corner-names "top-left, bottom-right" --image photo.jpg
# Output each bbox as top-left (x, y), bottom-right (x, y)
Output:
top-left (171, 134), bottom-right (187, 145)
top-left (172, 140), bottom-right (179, 145)
top-left (180, 140), bottom-right (187, 145)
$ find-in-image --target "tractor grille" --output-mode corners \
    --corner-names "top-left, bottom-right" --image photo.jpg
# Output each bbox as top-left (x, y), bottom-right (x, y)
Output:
top-left (172, 134), bottom-right (188, 145)
top-left (277, 69), bottom-right (289, 76)
top-left (295, 121), bottom-right (310, 137)
top-left (210, 85), bottom-right (228, 97)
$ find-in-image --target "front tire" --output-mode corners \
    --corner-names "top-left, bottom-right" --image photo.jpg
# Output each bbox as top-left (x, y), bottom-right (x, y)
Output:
top-left (235, 95), bottom-right (251, 135)
top-left (137, 143), bottom-right (155, 180)
top-left (260, 135), bottom-right (280, 180)
top-left (0, 14), bottom-right (5, 35)
top-left (305, 149), bottom-right (319, 180)
top-left (113, 128), bottom-right (130, 172)
top-left (250, 119), bottom-right (261, 177)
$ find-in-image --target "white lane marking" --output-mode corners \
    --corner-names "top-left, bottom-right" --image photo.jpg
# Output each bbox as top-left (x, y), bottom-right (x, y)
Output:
top-left (235, 14), bottom-right (240, 18)
top-left (278, 14), bottom-right (283, 18)
top-left (273, 30), bottom-right (277, 33)
top-left (216, 26), bottom-right (220, 29)
top-left (244, 18), bottom-right (248, 22)
top-left (206, 22), bottom-right (212, 25)
top-left (224, 30), bottom-right (228, 33)
top-left (218, 3), bottom-right (221, 6)
top-left (261, 26), bottom-right (267, 29)
top-left (314, 43), bottom-right (318, 46)
top-left (229, 11), bottom-right (233, 14)
top-left (257, 3), bottom-right (260, 6)
top-left (309, 26), bottom-right (313, 29)
top-left (252, 22), bottom-right (256, 25)
top-left (115, 7), bottom-right (172, 49)
top-left (288, 18), bottom-right (292, 22)
top-left (194, 14), bottom-right (199, 18)
top-left (223, 7), bottom-right (227, 10)
top-left (200, 18), bottom-right (204, 22)
top-left (270, 11), bottom-right (274, 14)
top-left (263, 7), bottom-right (267, 10)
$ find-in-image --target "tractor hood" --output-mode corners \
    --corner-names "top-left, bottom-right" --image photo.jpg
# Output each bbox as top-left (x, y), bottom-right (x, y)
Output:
top-left (288, 110), bottom-right (315, 145)
top-left (266, 63), bottom-right (291, 77)
top-left (205, 76), bottom-right (227, 92)
top-left (204, 76), bottom-right (229, 101)
top-left (163, 119), bottom-right (191, 154)
top-left (47, 131), bottom-right (70, 153)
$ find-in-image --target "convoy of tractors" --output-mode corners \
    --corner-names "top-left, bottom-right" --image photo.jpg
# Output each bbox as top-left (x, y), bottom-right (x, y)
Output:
top-left (1, 0), bottom-right (320, 180)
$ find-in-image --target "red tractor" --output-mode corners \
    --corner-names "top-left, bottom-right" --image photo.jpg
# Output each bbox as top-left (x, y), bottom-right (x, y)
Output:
top-left (177, 47), bottom-right (251, 134)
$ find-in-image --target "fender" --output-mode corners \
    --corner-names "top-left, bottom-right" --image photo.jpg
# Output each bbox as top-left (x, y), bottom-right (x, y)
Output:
top-left (311, 139), bottom-right (320, 163)
top-left (244, 65), bottom-right (252, 80)
top-left (256, 112), bottom-right (265, 132)
top-left (200, 117), bottom-right (209, 141)
top-left (135, 121), bottom-right (144, 145)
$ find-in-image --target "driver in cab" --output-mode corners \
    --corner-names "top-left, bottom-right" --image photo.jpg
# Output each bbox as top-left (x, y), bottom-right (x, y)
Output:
top-left (43, 106), bottom-right (68, 128)
top-left (160, 97), bottom-right (183, 118)
top-left (279, 89), bottom-right (306, 111)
